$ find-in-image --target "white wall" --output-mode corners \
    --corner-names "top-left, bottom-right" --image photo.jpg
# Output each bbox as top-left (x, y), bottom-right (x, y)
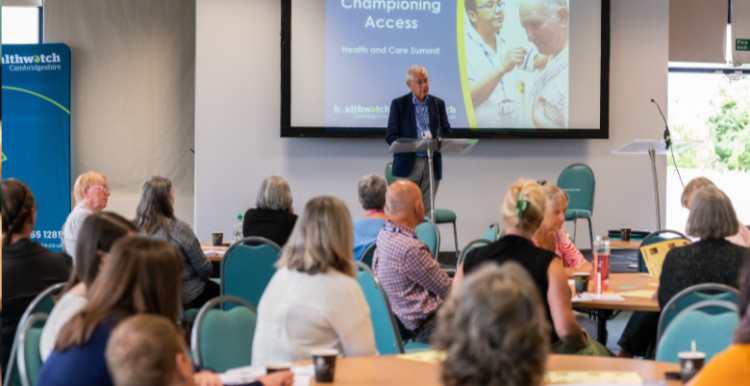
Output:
top-left (195, 0), bottom-right (669, 250)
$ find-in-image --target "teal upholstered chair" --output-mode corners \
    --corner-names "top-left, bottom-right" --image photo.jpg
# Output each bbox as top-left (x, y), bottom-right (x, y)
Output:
top-left (355, 262), bottom-right (430, 354)
top-left (17, 313), bottom-right (48, 386)
top-left (360, 242), bottom-right (377, 268)
top-left (456, 239), bottom-right (493, 270)
top-left (221, 237), bottom-right (281, 309)
top-left (656, 283), bottom-right (739, 345)
top-left (636, 230), bottom-right (690, 273)
top-left (480, 223), bottom-right (501, 242)
top-left (416, 218), bottom-right (440, 259)
top-left (655, 300), bottom-right (739, 364)
top-left (557, 164), bottom-right (595, 247)
top-left (3, 283), bottom-right (65, 386)
top-left (386, 162), bottom-right (459, 259)
top-left (191, 296), bottom-right (257, 373)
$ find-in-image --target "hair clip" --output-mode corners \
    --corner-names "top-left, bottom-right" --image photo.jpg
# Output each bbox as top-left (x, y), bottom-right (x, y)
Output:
top-left (516, 191), bottom-right (528, 217)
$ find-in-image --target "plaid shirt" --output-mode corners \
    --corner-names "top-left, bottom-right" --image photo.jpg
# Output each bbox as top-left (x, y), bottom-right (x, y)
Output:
top-left (373, 221), bottom-right (452, 330)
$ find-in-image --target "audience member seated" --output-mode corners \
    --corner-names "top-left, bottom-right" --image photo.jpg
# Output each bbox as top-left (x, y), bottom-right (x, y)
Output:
top-left (37, 237), bottom-right (221, 386)
top-left (243, 176), bottom-right (298, 247)
top-left (373, 180), bottom-right (452, 344)
top-left (533, 180), bottom-right (593, 277)
top-left (690, 260), bottom-right (750, 386)
top-left (135, 176), bottom-right (217, 309)
top-left (40, 212), bottom-right (137, 362)
top-left (353, 173), bottom-right (389, 260)
top-left (252, 197), bottom-right (377, 365)
top-left (433, 262), bottom-right (549, 386)
top-left (2, 179), bottom-right (72, 374)
top-left (62, 172), bottom-right (111, 259)
top-left (106, 314), bottom-right (293, 386)
top-left (617, 186), bottom-right (750, 358)
top-left (681, 177), bottom-right (750, 247)
top-left (454, 179), bottom-right (609, 356)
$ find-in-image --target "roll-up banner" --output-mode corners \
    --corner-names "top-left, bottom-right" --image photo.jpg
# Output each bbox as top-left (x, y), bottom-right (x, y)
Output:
top-left (2, 43), bottom-right (71, 252)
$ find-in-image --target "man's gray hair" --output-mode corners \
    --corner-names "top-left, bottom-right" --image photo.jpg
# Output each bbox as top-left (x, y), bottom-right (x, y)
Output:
top-left (256, 176), bottom-right (293, 211)
top-left (522, 0), bottom-right (568, 14)
top-left (406, 65), bottom-right (427, 81)
top-left (358, 173), bottom-right (387, 211)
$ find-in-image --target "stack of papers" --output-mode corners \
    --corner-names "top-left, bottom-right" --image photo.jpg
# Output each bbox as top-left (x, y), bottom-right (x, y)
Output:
top-left (396, 350), bottom-right (446, 363)
top-left (571, 293), bottom-right (626, 302)
top-left (220, 364), bottom-right (314, 386)
top-left (618, 290), bottom-right (656, 298)
top-left (545, 371), bottom-right (642, 385)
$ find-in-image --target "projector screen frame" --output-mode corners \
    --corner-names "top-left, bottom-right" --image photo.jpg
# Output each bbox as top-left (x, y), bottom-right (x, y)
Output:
top-left (280, 0), bottom-right (610, 139)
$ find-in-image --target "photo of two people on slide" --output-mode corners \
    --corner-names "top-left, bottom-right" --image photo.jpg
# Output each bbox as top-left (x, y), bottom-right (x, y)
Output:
top-left (465, 0), bottom-right (569, 129)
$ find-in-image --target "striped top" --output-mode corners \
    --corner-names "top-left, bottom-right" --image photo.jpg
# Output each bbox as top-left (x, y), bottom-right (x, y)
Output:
top-left (533, 229), bottom-right (586, 268)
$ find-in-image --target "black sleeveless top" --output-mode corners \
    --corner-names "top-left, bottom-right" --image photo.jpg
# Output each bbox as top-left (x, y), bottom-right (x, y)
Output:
top-left (463, 235), bottom-right (559, 343)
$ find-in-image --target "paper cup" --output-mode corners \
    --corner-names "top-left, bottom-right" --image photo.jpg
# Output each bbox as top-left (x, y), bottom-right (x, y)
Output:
top-left (678, 351), bottom-right (705, 384)
top-left (573, 272), bottom-right (590, 294)
top-left (312, 349), bottom-right (338, 383)
top-left (211, 232), bottom-right (223, 246)
top-left (621, 228), bottom-right (632, 241)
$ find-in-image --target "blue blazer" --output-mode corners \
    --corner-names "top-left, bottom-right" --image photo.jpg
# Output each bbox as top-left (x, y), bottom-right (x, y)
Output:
top-left (386, 93), bottom-right (452, 180)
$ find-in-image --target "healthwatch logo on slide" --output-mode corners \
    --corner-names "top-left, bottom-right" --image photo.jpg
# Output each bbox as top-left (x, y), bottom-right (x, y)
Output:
top-left (2, 53), bottom-right (63, 71)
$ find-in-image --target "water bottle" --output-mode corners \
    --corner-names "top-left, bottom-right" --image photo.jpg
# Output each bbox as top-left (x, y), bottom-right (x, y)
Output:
top-left (233, 213), bottom-right (243, 242)
top-left (593, 235), bottom-right (610, 293)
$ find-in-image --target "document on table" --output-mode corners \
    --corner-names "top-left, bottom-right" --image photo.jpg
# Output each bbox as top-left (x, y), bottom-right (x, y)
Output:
top-left (220, 364), bottom-right (313, 386)
top-left (619, 289), bottom-right (656, 298)
top-left (545, 371), bottom-right (642, 384)
top-left (201, 247), bottom-right (225, 256)
top-left (640, 239), bottom-right (690, 278)
top-left (397, 350), bottom-right (446, 363)
top-left (571, 293), bottom-right (626, 302)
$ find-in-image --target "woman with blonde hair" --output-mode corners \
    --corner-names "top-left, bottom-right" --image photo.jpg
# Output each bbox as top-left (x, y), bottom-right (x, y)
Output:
top-left (454, 179), bottom-right (607, 355)
top-left (533, 180), bottom-right (592, 277)
top-left (434, 262), bottom-right (550, 386)
top-left (252, 197), bottom-right (377, 365)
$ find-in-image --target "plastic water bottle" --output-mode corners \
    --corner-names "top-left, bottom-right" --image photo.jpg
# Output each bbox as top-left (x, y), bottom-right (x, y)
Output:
top-left (593, 235), bottom-right (610, 293)
top-left (233, 213), bottom-right (243, 242)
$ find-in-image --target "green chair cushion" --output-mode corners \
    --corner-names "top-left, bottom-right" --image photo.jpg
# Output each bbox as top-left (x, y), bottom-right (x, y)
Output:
top-left (434, 209), bottom-right (456, 223)
top-left (404, 342), bottom-right (432, 353)
top-left (184, 308), bottom-right (201, 322)
top-left (565, 209), bottom-right (591, 221)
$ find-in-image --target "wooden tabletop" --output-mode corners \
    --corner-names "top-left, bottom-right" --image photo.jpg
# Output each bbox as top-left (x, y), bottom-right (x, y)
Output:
top-left (573, 273), bottom-right (660, 312)
top-left (609, 239), bottom-right (642, 250)
top-left (200, 242), bottom-right (228, 262)
top-left (299, 354), bottom-right (680, 385)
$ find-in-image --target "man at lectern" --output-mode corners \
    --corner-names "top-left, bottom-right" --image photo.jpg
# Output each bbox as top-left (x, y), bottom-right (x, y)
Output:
top-left (386, 65), bottom-right (452, 214)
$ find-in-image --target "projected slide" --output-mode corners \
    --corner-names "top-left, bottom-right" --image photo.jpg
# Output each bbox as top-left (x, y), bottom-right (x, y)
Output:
top-left (287, 0), bottom-right (605, 136)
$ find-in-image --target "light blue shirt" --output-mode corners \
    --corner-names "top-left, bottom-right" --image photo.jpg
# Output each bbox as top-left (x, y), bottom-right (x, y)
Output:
top-left (353, 218), bottom-right (387, 260)
top-left (412, 92), bottom-right (430, 157)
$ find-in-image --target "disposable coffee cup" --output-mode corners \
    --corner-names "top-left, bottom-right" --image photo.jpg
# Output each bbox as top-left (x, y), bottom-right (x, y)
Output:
top-left (678, 351), bottom-right (705, 384)
top-left (266, 362), bottom-right (291, 374)
top-left (621, 228), bottom-right (632, 241)
top-left (312, 349), bottom-right (338, 383)
top-left (211, 232), bottom-right (223, 246)
top-left (573, 272), bottom-right (590, 294)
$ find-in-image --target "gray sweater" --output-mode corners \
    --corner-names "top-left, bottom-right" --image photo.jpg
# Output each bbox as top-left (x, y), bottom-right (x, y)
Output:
top-left (152, 219), bottom-right (213, 303)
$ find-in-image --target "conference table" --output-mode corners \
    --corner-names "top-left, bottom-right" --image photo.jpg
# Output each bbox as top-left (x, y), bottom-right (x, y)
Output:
top-left (200, 242), bottom-right (228, 262)
top-left (573, 272), bottom-right (660, 344)
top-left (298, 354), bottom-right (680, 385)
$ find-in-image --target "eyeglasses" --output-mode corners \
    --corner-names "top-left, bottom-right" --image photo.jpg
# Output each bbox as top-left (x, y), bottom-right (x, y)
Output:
top-left (90, 185), bottom-right (109, 193)
top-left (477, 1), bottom-right (505, 11)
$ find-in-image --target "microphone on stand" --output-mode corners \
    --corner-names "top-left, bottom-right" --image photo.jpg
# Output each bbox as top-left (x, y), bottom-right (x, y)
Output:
top-left (651, 98), bottom-right (684, 188)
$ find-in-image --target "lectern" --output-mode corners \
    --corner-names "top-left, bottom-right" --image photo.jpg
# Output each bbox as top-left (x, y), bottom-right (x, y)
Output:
top-left (389, 138), bottom-right (478, 221)
top-left (612, 140), bottom-right (701, 230)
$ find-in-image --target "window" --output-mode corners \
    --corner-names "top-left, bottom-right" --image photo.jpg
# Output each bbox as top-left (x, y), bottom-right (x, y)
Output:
top-left (2, 7), bottom-right (41, 44)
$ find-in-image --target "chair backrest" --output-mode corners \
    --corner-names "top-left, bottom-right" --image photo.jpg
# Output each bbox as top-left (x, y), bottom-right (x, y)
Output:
top-left (360, 242), bottom-right (377, 268)
top-left (4, 283), bottom-right (65, 386)
top-left (457, 239), bottom-right (493, 270)
top-left (385, 163), bottom-right (397, 186)
top-left (480, 223), bottom-right (501, 242)
top-left (221, 237), bottom-right (281, 309)
top-left (17, 313), bottom-right (48, 386)
top-left (416, 218), bottom-right (440, 259)
top-left (637, 230), bottom-right (690, 273)
top-left (557, 163), bottom-right (596, 214)
top-left (191, 295), bottom-right (257, 373)
top-left (355, 262), bottom-right (405, 355)
top-left (655, 300), bottom-right (739, 364)
top-left (657, 283), bottom-right (739, 343)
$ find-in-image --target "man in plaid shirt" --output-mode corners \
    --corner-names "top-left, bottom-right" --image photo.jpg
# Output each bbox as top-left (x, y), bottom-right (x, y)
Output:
top-left (373, 181), bottom-right (452, 343)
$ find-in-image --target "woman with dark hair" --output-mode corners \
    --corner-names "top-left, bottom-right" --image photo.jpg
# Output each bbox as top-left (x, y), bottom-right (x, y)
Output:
top-left (691, 258), bottom-right (750, 385)
top-left (39, 212), bottom-right (137, 361)
top-left (135, 176), bottom-right (217, 309)
top-left (2, 179), bottom-right (72, 374)
top-left (37, 237), bottom-right (185, 386)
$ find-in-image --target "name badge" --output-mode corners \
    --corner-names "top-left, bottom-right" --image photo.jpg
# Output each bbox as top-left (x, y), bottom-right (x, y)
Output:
top-left (421, 131), bottom-right (432, 139)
